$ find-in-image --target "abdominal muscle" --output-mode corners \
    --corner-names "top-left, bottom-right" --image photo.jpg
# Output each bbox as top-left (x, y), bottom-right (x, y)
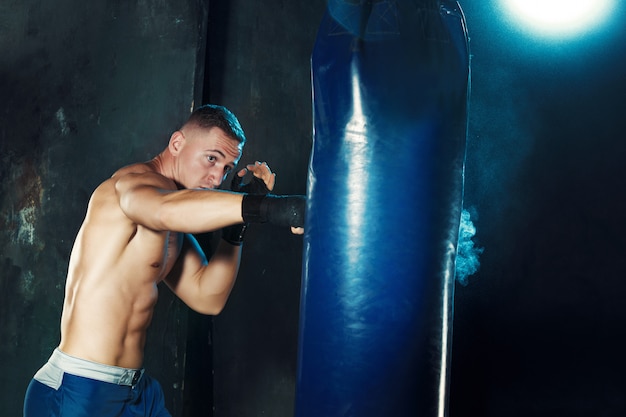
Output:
top-left (58, 272), bottom-right (159, 369)
top-left (58, 176), bottom-right (180, 369)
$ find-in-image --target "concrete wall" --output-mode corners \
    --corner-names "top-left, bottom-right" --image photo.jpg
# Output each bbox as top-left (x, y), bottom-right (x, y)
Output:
top-left (0, 0), bottom-right (207, 415)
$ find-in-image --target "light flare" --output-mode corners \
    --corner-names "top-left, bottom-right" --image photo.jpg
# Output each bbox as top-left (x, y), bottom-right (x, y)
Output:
top-left (500, 0), bottom-right (615, 38)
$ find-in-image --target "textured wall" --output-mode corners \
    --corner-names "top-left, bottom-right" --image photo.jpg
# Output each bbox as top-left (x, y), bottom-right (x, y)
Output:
top-left (0, 0), bottom-right (207, 415)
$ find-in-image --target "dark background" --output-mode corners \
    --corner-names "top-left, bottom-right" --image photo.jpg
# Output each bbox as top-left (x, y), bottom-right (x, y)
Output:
top-left (452, 2), bottom-right (626, 416)
top-left (1, 1), bottom-right (625, 416)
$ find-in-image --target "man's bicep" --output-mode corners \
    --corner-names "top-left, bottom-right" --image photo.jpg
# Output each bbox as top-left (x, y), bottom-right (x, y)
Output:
top-left (163, 234), bottom-right (207, 296)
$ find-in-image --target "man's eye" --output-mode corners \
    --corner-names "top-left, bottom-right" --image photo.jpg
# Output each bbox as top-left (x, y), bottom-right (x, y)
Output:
top-left (207, 155), bottom-right (216, 162)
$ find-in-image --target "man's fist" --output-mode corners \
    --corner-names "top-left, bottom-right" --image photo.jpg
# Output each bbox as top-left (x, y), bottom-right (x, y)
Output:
top-left (242, 194), bottom-right (306, 228)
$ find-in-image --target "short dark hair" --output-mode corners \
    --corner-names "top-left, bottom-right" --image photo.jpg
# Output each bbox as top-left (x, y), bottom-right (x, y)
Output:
top-left (184, 104), bottom-right (246, 145)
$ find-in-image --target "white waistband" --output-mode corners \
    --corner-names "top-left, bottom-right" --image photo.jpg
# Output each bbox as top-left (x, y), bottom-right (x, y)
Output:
top-left (35, 348), bottom-right (144, 387)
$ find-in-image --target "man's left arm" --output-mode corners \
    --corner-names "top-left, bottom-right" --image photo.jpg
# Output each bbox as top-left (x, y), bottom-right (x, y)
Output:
top-left (163, 234), bottom-right (241, 315)
top-left (162, 161), bottom-right (274, 314)
top-left (163, 161), bottom-right (304, 314)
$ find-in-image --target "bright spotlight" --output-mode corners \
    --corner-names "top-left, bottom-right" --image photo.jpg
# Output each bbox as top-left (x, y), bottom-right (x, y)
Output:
top-left (500, 0), bottom-right (616, 38)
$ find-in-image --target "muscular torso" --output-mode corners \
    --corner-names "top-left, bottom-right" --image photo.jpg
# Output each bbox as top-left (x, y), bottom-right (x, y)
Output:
top-left (58, 162), bottom-right (181, 369)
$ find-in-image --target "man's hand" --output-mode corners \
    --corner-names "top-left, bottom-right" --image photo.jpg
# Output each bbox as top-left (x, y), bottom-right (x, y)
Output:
top-left (242, 194), bottom-right (306, 229)
top-left (231, 161), bottom-right (275, 193)
top-left (222, 161), bottom-right (277, 245)
top-left (242, 162), bottom-right (305, 235)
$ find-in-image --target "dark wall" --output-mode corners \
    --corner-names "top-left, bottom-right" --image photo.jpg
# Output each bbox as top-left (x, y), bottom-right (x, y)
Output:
top-left (449, 3), bottom-right (626, 416)
top-left (207, 2), bottom-right (626, 417)
top-left (0, 1), bottom-right (208, 415)
top-left (205, 1), bottom-right (326, 416)
top-left (4, 1), bottom-right (625, 417)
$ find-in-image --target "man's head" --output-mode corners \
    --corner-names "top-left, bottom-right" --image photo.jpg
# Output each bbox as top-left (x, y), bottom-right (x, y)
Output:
top-left (183, 104), bottom-right (247, 146)
top-left (167, 105), bottom-right (246, 190)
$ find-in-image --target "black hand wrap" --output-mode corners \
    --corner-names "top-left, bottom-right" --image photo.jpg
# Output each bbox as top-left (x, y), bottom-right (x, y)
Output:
top-left (222, 173), bottom-right (271, 246)
top-left (221, 222), bottom-right (249, 246)
top-left (242, 194), bottom-right (306, 228)
top-left (230, 172), bottom-right (271, 195)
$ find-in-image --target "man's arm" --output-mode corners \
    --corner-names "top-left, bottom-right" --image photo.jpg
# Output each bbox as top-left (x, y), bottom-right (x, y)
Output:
top-left (159, 162), bottom-right (274, 314)
top-left (114, 170), bottom-right (244, 234)
top-left (164, 234), bottom-right (241, 315)
top-left (116, 165), bottom-right (304, 314)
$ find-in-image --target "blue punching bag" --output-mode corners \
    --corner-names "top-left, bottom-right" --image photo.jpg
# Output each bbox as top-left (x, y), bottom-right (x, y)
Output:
top-left (296, 1), bottom-right (470, 416)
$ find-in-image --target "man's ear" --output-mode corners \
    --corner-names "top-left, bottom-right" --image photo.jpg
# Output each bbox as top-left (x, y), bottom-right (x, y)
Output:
top-left (168, 131), bottom-right (185, 155)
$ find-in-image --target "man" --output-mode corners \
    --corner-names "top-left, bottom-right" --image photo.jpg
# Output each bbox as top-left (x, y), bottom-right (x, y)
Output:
top-left (23, 104), bottom-right (305, 416)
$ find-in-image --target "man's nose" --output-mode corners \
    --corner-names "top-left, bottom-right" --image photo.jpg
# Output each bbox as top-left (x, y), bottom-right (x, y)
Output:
top-left (208, 167), bottom-right (226, 188)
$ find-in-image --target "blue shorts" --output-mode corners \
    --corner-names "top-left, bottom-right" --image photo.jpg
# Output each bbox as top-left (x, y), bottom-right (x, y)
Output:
top-left (24, 349), bottom-right (171, 417)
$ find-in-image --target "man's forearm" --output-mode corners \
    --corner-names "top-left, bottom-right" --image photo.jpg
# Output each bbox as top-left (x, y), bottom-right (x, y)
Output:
top-left (194, 240), bottom-right (242, 315)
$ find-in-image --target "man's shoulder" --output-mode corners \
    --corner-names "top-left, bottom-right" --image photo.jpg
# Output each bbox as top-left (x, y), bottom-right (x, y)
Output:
top-left (112, 161), bottom-right (156, 178)
top-left (109, 161), bottom-right (174, 189)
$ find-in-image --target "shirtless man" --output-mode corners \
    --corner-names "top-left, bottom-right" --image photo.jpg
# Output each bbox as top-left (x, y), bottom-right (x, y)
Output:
top-left (23, 104), bottom-right (305, 417)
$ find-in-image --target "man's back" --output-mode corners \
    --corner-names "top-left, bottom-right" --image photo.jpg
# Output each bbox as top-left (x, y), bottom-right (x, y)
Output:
top-left (58, 162), bottom-right (182, 369)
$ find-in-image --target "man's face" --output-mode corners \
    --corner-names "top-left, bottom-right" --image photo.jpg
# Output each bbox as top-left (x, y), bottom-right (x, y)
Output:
top-left (174, 126), bottom-right (243, 189)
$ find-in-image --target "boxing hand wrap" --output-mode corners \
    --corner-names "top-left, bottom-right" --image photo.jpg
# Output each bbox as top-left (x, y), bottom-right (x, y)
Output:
top-left (221, 223), bottom-right (249, 246)
top-left (230, 172), bottom-right (270, 195)
top-left (242, 194), bottom-right (306, 228)
top-left (221, 174), bottom-right (271, 246)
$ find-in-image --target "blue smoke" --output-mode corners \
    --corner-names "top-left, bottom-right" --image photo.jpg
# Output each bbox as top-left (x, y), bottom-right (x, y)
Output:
top-left (456, 208), bottom-right (483, 286)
